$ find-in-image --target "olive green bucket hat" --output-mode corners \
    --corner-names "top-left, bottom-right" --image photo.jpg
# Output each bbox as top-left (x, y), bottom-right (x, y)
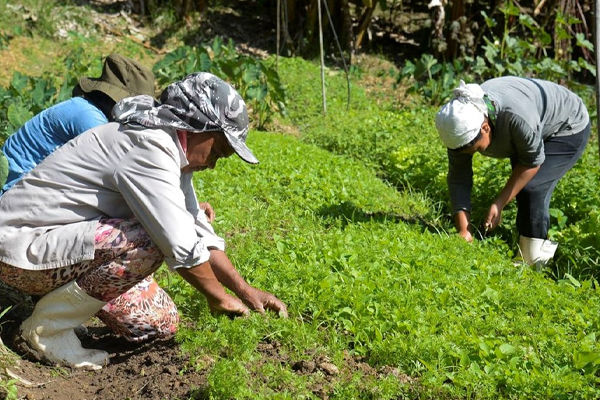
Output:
top-left (74, 53), bottom-right (156, 102)
top-left (0, 150), bottom-right (8, 190)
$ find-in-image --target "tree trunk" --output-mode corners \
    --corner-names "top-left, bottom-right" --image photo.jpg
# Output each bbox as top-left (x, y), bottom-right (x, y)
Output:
top-left (284, 0), bottom-right (355, 57)
top-left (446, 0), bottom-right (465, 59)
top-left (555, 0), bottom-right (575, 80)
top-left (354, 6), bottom-right (376, 50)
top-left (338, 0), bottom-right (354, 58)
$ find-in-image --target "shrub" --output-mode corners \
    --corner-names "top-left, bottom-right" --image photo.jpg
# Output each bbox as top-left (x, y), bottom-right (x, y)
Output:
top-left (152, 37), bottom-right (286, 130)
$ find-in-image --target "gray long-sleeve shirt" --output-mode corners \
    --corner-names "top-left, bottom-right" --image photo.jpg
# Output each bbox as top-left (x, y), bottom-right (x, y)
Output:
top-left (0, 122), bottom-right (225, 270)
top-left (447, 76), bottom-right (589, 215)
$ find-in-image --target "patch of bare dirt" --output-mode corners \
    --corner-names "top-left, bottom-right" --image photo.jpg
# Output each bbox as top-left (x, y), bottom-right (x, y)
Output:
top-left (1, 307), bottom-right (416, 400)
top-left (1, 283), bottom-right (418, 400)
top-left (6, 333), bottom-right (203, 400)
top-left (0, 291), bottom-right (204, 400)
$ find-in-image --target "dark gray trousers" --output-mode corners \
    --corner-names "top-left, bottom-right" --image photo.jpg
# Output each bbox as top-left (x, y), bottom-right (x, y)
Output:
top-left (511, 122), bottom-right (591, 239)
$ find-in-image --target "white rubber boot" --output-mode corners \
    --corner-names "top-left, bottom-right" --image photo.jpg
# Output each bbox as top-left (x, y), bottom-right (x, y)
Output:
top-left (19, 281), bottom-right (110, 370)
top-left (518, 236), bottom-right (558, 272)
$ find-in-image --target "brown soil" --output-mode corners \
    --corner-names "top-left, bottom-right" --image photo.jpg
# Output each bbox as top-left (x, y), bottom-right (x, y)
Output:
top-left (4, 327), bottom-right (204, 400)
top-left (1, 301), bottom-right (414, 400)
top-left (0, 283), bottom-right (212, 400)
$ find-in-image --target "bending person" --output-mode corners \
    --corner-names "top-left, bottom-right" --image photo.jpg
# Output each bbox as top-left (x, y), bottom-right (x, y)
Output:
top-left (0, 72), bottom-right (287, 370)
top-left (435, 77), bottom-right (590, 268)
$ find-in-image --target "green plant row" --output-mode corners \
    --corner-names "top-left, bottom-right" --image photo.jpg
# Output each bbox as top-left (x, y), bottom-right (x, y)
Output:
top-left (277, 53), bottom-right (600, 282)
top-left (0, 39), bottom-right (286, 141)
top-left (152, 38), bottom-right (286, 130)
top-left (152, 132), bottom-right (600, 399)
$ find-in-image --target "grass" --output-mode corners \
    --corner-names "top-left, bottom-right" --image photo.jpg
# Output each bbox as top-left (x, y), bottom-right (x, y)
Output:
top-left (156, 132), bottom-right (600, 399)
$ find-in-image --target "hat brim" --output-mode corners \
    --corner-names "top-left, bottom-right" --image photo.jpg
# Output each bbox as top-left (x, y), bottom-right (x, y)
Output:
top-left (225, 130), bottom-right (259, 164)
top-left (78, 77), bottom-right (134, 103)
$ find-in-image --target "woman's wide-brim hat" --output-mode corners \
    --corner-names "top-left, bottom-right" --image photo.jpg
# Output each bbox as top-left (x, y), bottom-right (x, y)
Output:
top-left (77, 53), bottom-right (156, 102)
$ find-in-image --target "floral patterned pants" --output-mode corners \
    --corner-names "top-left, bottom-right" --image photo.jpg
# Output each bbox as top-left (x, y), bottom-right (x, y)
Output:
top-left (0, 218), bottom-right (179, 342)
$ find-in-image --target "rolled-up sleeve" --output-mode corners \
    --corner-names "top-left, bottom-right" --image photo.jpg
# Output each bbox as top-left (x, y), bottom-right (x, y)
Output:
top-left (447, 149), bottom-right (473, 215)
top-left (112, 137), bottom-right (213, 269)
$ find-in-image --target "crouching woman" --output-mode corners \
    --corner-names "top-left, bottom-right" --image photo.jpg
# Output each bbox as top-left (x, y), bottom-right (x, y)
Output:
top-left (0, 72), bottom-right (287, 370)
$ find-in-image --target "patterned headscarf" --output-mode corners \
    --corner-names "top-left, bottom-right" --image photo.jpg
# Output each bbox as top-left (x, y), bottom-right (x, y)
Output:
top-left (113, 72), bottom-right (258, 164)
top-left (435, 80), bottom-right (488, 150)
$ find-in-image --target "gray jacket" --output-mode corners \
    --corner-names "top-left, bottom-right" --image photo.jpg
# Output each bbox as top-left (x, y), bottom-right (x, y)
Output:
top-left (0, 122), bottom-right (224, 270)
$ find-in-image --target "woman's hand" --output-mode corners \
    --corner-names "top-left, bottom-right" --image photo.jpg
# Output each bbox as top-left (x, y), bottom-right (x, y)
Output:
top-left (485, 202), bottom-right (503, 231)
top-left (489, 163), bottom-right (539, 228)
top-left (199, 202), bottom-right (215, 222)
top-left (239, 286), bottom-right (289, 317)
top-left (206, 250), bottom-right (288, 318)
top-left (207, 293), bottom-right (250, 317)
top-left (177, 261), bottom-right (251, 317)
top-left (458, 228), bottom-right (473, 243)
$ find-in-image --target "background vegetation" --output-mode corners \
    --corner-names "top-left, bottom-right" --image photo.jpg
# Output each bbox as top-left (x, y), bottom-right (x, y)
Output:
top-left (1, 0), bottom-right (599, 398)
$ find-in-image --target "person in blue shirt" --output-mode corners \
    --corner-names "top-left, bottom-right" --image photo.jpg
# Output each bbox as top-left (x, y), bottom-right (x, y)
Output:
top-left (1, 53), bottom-right (156, 193)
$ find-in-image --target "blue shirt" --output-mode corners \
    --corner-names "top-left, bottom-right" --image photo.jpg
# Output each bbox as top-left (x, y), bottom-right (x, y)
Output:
top-left (1, 97), bottom-right (107, 193)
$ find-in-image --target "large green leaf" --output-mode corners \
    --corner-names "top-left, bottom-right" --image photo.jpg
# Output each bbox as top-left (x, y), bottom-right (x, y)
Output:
top-left (6, 102), bottom-right (32, 131)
